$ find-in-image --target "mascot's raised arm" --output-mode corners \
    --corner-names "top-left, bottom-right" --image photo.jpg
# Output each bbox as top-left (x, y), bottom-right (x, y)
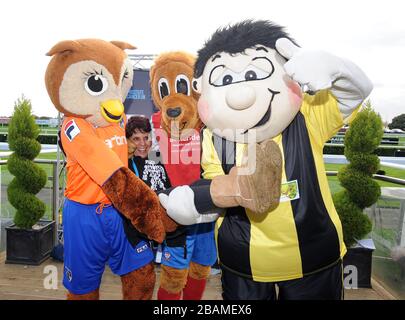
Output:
top-left (45, 39), bottom-right (176, 300)
top-left (161, 20), bottom-right (373, 300)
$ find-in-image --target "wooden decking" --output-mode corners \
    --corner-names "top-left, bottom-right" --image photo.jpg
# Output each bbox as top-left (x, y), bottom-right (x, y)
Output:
top-left (0, 252), bottom-right (394, 300)
top-left (0, 252), bottom-right (221, 300)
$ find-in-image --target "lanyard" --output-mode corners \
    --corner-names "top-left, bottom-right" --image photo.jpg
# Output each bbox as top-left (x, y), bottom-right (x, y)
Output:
top-left (131, 158), bottom-right (140, 177)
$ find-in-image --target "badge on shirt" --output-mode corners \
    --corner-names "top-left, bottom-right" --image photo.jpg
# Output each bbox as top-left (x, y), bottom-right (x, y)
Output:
top-left (119, 117), bottom-right (125, 129)
top-left (65, 266), bottom-right (73, 282)
top-left (136, 243), bottom-right (148, 254)
top-left (280, 180), bottom-right (300, 202)
top-left (64, 120), bottom-right (80, 142)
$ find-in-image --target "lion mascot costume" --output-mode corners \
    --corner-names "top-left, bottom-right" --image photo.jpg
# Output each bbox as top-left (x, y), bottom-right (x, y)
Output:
top-left (160, 20), bottom-right (373, 300)
top-left (148, 52), bottom-right (216, 300)
top-left (45, 39), bottom-right (177, 300)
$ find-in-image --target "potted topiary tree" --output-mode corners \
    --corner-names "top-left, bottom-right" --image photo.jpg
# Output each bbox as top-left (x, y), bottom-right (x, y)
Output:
top-left (5, 96), bottom-right (55, 265)
top-left (333, 101), bottom-right (383, 288)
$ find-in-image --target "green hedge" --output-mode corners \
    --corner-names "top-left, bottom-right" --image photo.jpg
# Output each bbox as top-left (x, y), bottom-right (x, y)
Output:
top-left (7, 97), bottom-right (47, 229)
top-left (333, 102), bottom-right (383, 247)
top-left (323, 145), bottom-right (404, 157)
top-left (0, 133), bottom-right (58, 144)
top-left (37, 134), bottom-right (58, 144)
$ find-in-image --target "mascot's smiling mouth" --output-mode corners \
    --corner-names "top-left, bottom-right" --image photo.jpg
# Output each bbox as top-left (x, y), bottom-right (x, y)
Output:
top-left (103, 107), bottom-right (122, 121)
top-left (243, 88), bottom-right (280, 134)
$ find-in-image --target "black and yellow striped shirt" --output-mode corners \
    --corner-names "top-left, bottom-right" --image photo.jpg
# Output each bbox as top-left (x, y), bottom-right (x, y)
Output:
top-left (202, 91), bottom-right (348, 282)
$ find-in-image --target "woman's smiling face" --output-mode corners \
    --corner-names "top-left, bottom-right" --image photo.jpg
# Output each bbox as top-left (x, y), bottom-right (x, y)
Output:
top-left (129, 130), bottom-right (152, 159)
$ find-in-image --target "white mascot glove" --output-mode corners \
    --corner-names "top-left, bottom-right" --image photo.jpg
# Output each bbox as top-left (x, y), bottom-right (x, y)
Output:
top-left (276, 38), bottom-right (373, 118)
top-left (159, 186), bottom-right (219, 225)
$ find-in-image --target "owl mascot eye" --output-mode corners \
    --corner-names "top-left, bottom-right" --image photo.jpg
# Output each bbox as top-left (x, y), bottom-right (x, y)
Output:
top-left (45, 39), bottom-right (177, 300)
top-left (158, 20), bottom-right (373, 300)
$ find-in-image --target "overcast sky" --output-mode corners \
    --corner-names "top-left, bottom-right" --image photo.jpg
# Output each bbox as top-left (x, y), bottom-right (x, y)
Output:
top-left (0, 0), bottom-right (404, 123)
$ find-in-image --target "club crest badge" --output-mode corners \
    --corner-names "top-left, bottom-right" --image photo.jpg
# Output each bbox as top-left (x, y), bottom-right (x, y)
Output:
top-left (64, 120), bottom-right (80, 142)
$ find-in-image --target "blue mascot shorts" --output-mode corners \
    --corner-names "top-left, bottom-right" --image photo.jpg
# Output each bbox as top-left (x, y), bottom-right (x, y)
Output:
top-left (162, 222), bottom-right (217, 269)
top-left (62, 199), bottom-right (154, 295)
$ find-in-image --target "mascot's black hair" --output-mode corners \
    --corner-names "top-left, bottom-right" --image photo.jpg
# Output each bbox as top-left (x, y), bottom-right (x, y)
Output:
top-left (194, 20), bottom-right (296, 78)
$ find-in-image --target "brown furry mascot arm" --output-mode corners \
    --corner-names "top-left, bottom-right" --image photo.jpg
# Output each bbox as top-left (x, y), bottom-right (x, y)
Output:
top-left (102, 167), bottom-right (178, 242)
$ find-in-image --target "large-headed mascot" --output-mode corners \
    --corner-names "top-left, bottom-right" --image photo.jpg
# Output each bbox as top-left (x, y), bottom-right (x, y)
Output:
top-left (45, 39), bottom-right (176, 300)
top-left (161, 20), bottom-right (373, 300)
top-left (149, 52), bottom-right (217, 300)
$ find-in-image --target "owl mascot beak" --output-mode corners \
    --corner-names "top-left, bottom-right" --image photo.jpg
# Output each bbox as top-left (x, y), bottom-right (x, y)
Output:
top-left (100, 99), bottom-right (124, 123)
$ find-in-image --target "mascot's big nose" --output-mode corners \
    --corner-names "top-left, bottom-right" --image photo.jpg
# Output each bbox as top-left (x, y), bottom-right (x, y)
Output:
top-left (226, 85), bottom-right (256, 110)
top-left (166, 107), bottom-right (182, 118)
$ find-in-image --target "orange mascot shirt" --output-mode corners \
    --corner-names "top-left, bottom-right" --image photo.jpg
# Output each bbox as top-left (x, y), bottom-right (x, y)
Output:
top-left (61, 116), bottom-right (128, 205)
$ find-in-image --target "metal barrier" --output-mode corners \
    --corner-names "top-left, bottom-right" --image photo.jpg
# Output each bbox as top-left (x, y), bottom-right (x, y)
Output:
top-left (0, 158), bottom-right (66, 245)
top-left (327, 169), bottom-right (405, 298)
top-left (371, 189), bottom-right (405, 299)
top-left (327, 171), bottom-right (405, 186)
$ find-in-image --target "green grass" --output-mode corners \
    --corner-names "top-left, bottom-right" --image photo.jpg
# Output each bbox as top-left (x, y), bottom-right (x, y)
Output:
top-left (36, 152), bottom-right (58, 160)
top-left (1, 152), bottom-right (59, 220)
top-left (325, 163), bottom-right (405, 180)
top-left (373, 227), bottom-right (397, 245)
top-left (327, 175), bottom-right (344, 194)
top-left (1, 162), bottom-right (55, 187)
top-left (326, 165), bottom-right (403, 198)
top-left (0, 126), bottom-right (58, 134)
top-left (324, 163), bottom-right (405, 212)
top-left (376, 198), bottom-right (401, 209)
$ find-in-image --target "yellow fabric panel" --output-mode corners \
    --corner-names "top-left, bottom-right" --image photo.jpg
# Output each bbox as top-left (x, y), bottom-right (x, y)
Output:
top-left (200, 93), bottom-right (350, 281)
top-left (242, 135), bottom-right (303, 281)
top-left (301, 91), bottom-right (347, 260)
top-left (201, 129), bottom-right (225, 247)
top-left (201, 129), bottom-right (224, 180)
top-left (311, 144), bottom-right (347, 260)
top-left (300, 91), bottom-right (345, 145)
top-left (202, 129), bottom-right (304, 281)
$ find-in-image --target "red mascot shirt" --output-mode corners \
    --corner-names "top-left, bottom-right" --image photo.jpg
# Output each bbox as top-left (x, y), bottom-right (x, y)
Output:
top-left (151, 112), bottom-right (201, 187)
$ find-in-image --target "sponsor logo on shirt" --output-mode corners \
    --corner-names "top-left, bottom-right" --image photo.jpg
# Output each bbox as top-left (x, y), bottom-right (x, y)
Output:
top-left (119, 118), bottom-right (125, 129)
top-left (169, 132), bottom-right (200, 143)
top-left (64, 120), bottom-right (80, 142)
top-left (136, 243), bottom-right (148, 254)
top-left (280, 180), bottom-right (300, 202)
top-left (104, 135), bottom-right (127, 149)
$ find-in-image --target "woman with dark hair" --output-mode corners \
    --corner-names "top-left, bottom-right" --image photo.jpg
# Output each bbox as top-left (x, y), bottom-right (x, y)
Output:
top-left (126, 116), bottom-right (170, 191)
top-left (124, 116), bottom-right (171, 264)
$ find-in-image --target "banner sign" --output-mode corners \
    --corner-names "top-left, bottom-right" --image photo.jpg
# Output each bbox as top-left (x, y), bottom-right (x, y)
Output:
top-left (124, 69), bottom-right (158, 118)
